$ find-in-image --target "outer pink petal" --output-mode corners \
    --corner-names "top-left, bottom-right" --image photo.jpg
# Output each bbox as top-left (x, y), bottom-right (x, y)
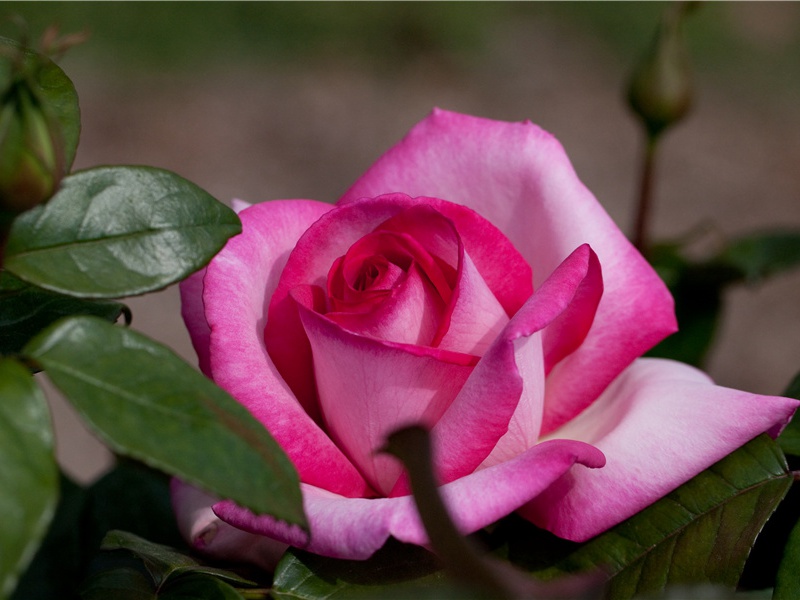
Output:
top-left (213, 438), bottom-right (605, 560)
top-left (340, 108), bottom-right (677, 434)
top-left (171, 479), bottom-right (288, 570)
top-left (202, 199), bottom-right (370, 497)
top-left (522, 358), bottom-right (800, 541)
top-left (180, 268), bottom-right (212, 377)
top-left (414, 245), bottom-right (602, 492)
top-left (298, 304), bottom-right (474, 496)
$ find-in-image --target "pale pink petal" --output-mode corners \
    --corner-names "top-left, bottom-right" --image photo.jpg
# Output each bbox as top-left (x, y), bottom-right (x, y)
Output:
top-left (297, 303), bottom-right (474, 496)
top-left (202, 199), bottom-right (370, 497)
top-left (522, 358), bottom-right (800, 541)
top-left (480, 247), bottom-right (601, 470)
top-left (340, 108), bottom-right (676, 433)
top-left (437, 248), bottom-right (510, 356)
top-left (171, 479), bottom-right (288, 570)
top-left (182, 200), bottom-right (245, 371)
top-left (231, 198), bottom-right (253, 214)
top-left (213, 439), bottom-right (605, 560)
top-left (412, 245), bottom-right (602, 492)
top-left (180, 268), bottom-right (212, 377)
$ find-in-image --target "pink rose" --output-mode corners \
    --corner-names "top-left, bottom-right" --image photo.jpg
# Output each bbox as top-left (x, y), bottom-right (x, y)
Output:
top-left (173, 109), bottom-right (798, 565)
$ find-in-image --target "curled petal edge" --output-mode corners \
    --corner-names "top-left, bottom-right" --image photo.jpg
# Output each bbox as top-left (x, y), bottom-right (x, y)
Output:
top-left (213, 438), bottom-right (605, 560)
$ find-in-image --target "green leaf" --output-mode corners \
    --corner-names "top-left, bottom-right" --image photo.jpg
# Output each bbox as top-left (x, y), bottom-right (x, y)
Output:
top-left (0, 358), bottom-right (59, 599)
top-left (774, 505), bottom-right (800, 600)
top-left (0, 36), bottom-right (81, 171)
top-left (80, 568), bottom-right (249, 600)
top-left (160, 574), bottom-right (246, 600)
top-left (4, 166), bottom-right (241, 298)
top-left (23, 315), bottom-right (306, 528)
top-left (777, 371), bottom-right (800, 457)
top-left (0, 270), bottom-right (126, 355)
top-left (11, 472), bottom-right (88, 600)
top-left (505, 435), bottom-right (791, 599)
top-left (79, 567), bottom-right (157, 600)
top-left (101, 530), bottom-right (257, 589)
top-left (646, 243), bottom-right (740, 367)
top-left (272, 542), bottom-right (454, 600)
top-left (720, 230), bottom-right (800, 282)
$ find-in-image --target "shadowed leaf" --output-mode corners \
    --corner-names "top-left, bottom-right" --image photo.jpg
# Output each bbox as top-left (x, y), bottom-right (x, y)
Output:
top-left (0, 358), bottom-right (58, 599)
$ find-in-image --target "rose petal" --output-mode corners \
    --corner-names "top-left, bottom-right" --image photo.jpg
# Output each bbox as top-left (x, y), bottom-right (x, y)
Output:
top-left (201, 199), bottom-right (371, 497)
top-left (522, 358), bottom-right (800, 541)
top-left (374, 204), bottom-right (510, 354)
top-left (231, 198), bottom-right (252, 214)
top-left (297, 303), bottom-right (474, 495)
top-left (327, 263), bottom-right (445, 346)
top-left (213, 438), bottom-right (605, 560)
top-left (437, 248), bottom-right (510, 356)
top-left (171, 479), bottom-right (288, 570)
top-left (267, 194), bottom-right (533, 409)
top-left (340, 108), bottom-right (676, 434)
top-left (180, 268), bottom-right (212, 377)
top-left (411, 244), bottom-right (602, 492)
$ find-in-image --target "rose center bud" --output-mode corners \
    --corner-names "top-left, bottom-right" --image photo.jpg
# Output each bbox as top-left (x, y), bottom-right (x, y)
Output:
top-left (353, 259), bottom-right (383, 291)
top-left (325, 230), bottom-right (453, 347)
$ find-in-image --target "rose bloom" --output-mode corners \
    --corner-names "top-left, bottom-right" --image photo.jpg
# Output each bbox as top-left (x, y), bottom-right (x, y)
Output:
top-left (173, 109), bottom-right (798, 566)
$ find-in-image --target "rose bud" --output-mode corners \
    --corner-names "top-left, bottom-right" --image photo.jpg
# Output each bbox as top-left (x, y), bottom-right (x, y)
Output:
top-left (627, 2), bottom-right (695, 138)
top-left (0, 62), bottom-right (65, 214)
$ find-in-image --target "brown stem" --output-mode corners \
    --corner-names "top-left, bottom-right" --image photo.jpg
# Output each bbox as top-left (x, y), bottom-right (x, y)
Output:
top-left (384, 426), bottom-right (513, 599)
top-left (632, 135), bottom-right (659, 256)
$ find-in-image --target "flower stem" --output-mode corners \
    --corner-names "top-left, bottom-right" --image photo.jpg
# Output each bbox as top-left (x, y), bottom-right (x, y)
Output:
top-left (632, 134), bottom-right (659, 256)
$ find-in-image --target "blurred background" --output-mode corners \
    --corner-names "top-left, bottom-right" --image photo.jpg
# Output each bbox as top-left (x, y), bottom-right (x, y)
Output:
top-left (4, 2), bottom-right (800, 483)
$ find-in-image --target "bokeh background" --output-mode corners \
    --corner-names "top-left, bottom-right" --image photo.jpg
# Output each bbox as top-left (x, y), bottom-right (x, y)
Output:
top-left (5, 2), bottom-right (800, 483)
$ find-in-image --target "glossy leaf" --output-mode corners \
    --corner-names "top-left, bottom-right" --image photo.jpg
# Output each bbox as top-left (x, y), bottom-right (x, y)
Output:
top-left (0, 358), bottom-right (59, 599)
top-left (506, 435), bottom-right (791, 598)
top-left (0, 36), bottom-right (81, 171)
top-left (24, 315), bottom-right (306, 528)
top-left (4, 166), bottom-right (241, 297)
top-left (0, 270), bottom-right (126, 355)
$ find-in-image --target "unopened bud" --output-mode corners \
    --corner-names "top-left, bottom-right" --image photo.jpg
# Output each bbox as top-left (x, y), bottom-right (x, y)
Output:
top-left (0, 49), bottom-right (65, 214)
top-left (628, 2), bottom-right (696, 139)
